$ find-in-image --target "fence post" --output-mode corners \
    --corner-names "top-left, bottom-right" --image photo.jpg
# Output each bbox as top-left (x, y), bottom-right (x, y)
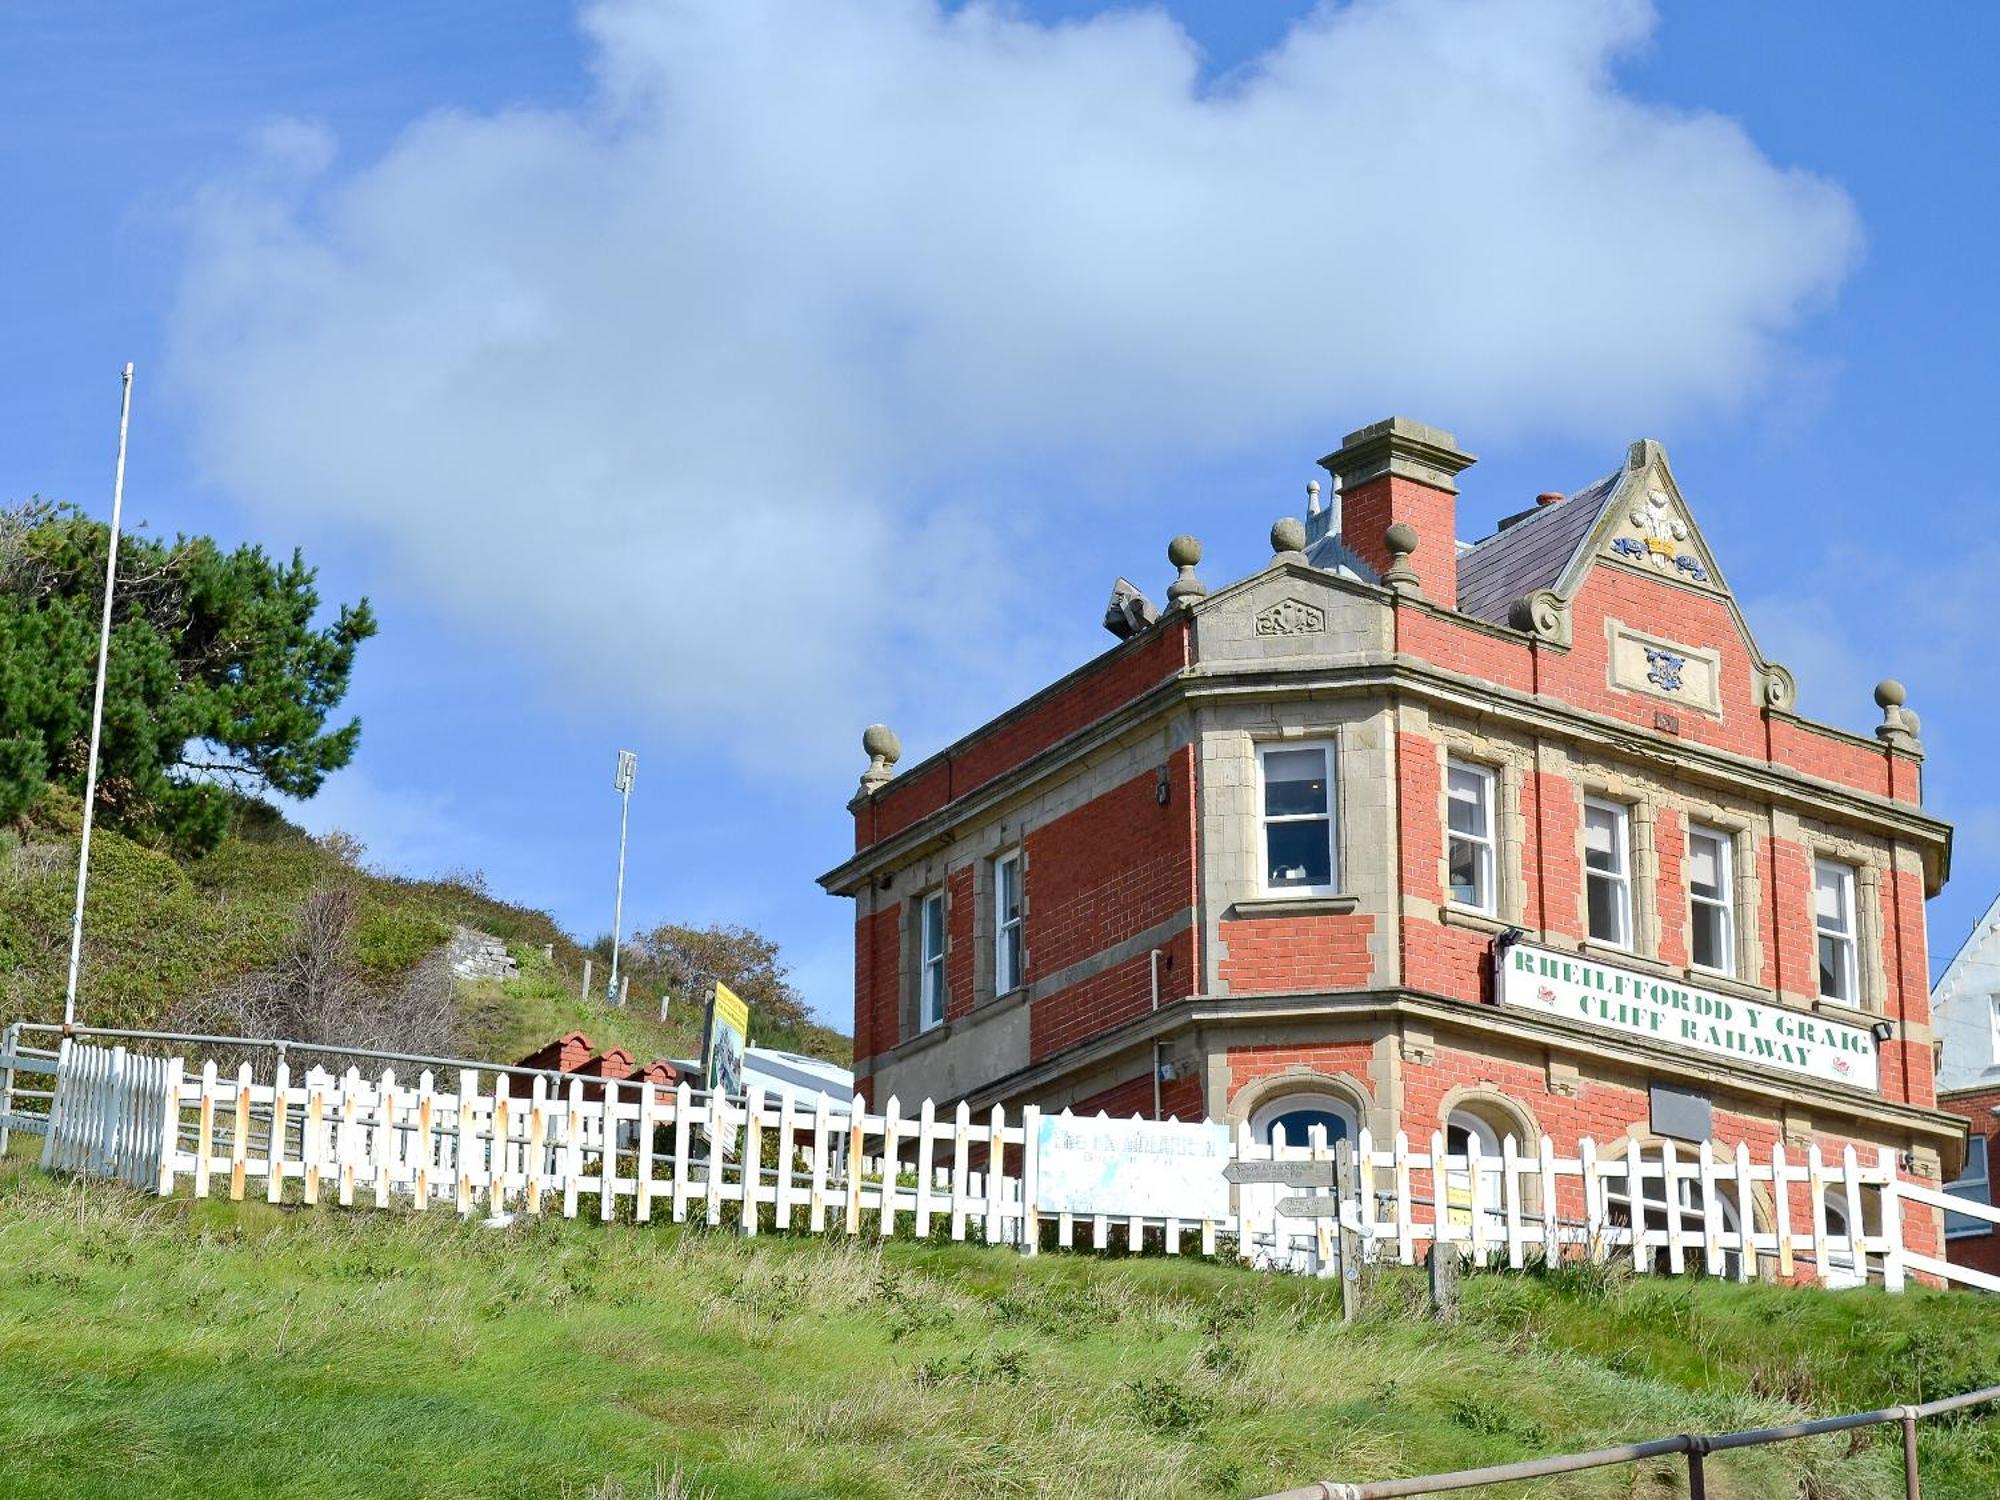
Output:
top-left (1335, 1137), bottom-right (1361, 1321)
top-left (1879, 1146), bottom-right (1907, 1293)
top-left (581, 957), bottom-right (593, 1002)
top-left (1021, 1103), bottom-right (1040, 1255)
top-left (877, 1094), bottom-right (899, 1239)
top-left (1734, 1140), bottom-right (1755, 1283)
top-left (230, 1061), bottom-right (252, 1202)
top-left (1901, 1405), bottom-right (1921, 1500)
top-left (267, 1060), bottom-right (291, 1204)
top-left (378, 1068), bottom-right (398, 1208)
top-left (985, 1103), bottom-right (1007, 1248)
top-left (1427, 1240), bottom-right (1459, 1320)
top-left (156, 1056), bottom-right (185, 1196)
top-left (743, 1085), bottom-right (766, 1236)
top-left (1773, 1142), bottom-right (1795, 1279)
top-left (0, 1019), bottom-right (18, 1157)
top-left (528, 1074), bottom-right (550, 1216)
top-left (913, 1097), bottom-right (935, 1240)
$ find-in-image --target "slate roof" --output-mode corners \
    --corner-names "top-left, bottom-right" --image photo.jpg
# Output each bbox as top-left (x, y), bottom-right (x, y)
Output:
top-left (1454, 468), bottom-right (1621, 625)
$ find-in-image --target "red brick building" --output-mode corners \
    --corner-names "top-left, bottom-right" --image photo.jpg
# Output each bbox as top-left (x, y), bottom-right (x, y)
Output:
top-left (1933, 892), bottom-right (2000, 1278)
top-left (821, 417), bottom-right (1962, 1263)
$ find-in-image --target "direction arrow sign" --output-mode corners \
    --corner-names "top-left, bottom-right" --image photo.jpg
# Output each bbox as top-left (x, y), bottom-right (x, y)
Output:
top-left (1275, 1195), bottom-right (1347, 1219)
top-left (1223, 1160), bottom-right (1339, 1188)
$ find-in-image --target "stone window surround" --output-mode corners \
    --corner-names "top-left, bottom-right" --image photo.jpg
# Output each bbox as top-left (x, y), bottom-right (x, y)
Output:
top-left (1253, 734), bottom-right (1343, 899)
top-left (1799, 825), bottom-right (1890, 1016)
top-left (1235, 722), bottom-right (1360, 907)
top-left (1430, 725), bottom-right (1530, 927)
top-left (896, 871), bottom-right (949, 1043)
top-left (989, 845), bottom-right (1029, 1002)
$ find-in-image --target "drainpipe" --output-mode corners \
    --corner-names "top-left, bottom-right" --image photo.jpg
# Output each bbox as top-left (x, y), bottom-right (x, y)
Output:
top-left (1151, 948), bottom-right (1164, 1118)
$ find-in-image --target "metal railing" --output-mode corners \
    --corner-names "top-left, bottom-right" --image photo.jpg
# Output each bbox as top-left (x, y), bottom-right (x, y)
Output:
top-left (1255, 1385), bottom-right (2000, 1500)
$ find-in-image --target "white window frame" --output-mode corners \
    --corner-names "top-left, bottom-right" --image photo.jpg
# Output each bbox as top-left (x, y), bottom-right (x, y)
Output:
top-left (1446, 760), bottom-right (1497, 915)
top-left (1814, 858), bottom-right (1859, 1005)
top-left (1249, 1091), bottom-right (1359, 1150)
top-left (1583, 798), bottom-right (1633, 949)
top-left (918, 890), bottom-right (946, 1032)
top-left (1946, 1136), bottom-right (1992, 1240)
top-left (993, 852), bottom-right (1024, 996)
top-left (1257, 740), bottom-right (1339, 898)
top-left (1686, 823), bottom-right (1735, 977)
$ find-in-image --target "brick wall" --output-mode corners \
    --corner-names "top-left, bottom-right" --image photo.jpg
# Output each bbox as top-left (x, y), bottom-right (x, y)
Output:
top-left (945, 865), bottom-right (975, 1023)
top-left (1218, 912), bottom-right (1376, 994)
top-left (1025, 750), bottom-right (1198, 1061)
top-left (853, 905), bottom-right (901, 1068)
top-left (856, 617), bottom-right (1190, 849)
top-left (1942, 1086), bottom-right (2000, 1280)
top-left (1343, 474), bottom-right (1461, 607)
top-left (1069, 1070), bottom-right (1204, 1123)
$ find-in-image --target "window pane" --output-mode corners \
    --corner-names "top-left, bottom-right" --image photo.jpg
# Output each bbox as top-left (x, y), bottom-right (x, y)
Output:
top-left (1448, 838), bottom-right (1481, 906)
top-left (999, 858), bottom-right (1021, 923)
top-left (1815, 862), bottom-right (1849, 931)
top-left (1588, 874), bottom-right (1625, 945)
top-left (1585, 804), bottom-right (1622, 871)
top-left (1263, 748), bottom-right (1330, 817)
top-left (923, 895), bottom-right (944, 959)
top-left (1267, 1108), bottom-right (1348, 1147)
top-left (1692, 903), bottom-right (1726, 970)
top-left (1818, 933), bottom-right (1848, 999)
top-left (1447, 765), bottom-right (1488, 836)
top-left (1687, 831), bottom-right (1720, 897)
top-left (1266, 819), bottom-right (1332, 889)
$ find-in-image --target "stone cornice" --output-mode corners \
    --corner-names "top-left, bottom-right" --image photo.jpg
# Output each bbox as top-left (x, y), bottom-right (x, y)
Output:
top-left (958, 987), bottom-right (1966, 1147)
top-left (821, 650), bottom-right (1949, 895)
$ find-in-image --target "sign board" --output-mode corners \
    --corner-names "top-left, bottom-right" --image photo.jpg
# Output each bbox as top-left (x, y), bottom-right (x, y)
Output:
top-left (1497, 940), bottom-right (1879, 1092)
top-left (1224, 1159), bottom-right (1338, 1188)
top-left (1035, 1114), bottom-right (1231, 1222)
top-left (703, 982), bottom-right (750, 1098)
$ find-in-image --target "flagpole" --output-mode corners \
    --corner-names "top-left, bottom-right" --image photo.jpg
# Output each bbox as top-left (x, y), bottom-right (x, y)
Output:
top-left (63, 363), bottom-right (135, 1030)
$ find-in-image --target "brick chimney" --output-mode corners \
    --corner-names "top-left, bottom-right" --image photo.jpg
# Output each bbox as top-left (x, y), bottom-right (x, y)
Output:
top-left (1321, 417), bottom-right (1476, 609)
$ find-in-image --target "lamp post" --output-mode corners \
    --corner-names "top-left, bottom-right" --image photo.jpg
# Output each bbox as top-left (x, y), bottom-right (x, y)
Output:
top-left (63, 363), bottom-right (136, 1030)
top-left (607, 749), bottom-right (637, 1004)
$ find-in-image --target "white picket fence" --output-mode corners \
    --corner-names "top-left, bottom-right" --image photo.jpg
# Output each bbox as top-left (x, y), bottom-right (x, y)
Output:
top-left (16, 1041), bottom-right (2000, 1292)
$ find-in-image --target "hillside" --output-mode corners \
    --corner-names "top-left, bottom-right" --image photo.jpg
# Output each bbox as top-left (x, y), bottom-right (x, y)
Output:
top-left (0, 1158), bottom-right (1996, 1499)
top-left (0, 788), bottom-right (848, 1069)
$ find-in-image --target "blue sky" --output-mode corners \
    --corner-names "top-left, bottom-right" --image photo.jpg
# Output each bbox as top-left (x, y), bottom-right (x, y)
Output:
top-left (7, 1), bottom-right (1997, 1023)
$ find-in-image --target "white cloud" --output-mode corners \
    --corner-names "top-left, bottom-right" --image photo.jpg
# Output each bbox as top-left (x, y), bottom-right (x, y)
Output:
top-left (169, 0), bottom-right (1860, 776)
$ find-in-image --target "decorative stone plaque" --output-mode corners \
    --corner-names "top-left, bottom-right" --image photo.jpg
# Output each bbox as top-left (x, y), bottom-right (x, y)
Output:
top-left (1255, 597), bottom-right (1327, 637)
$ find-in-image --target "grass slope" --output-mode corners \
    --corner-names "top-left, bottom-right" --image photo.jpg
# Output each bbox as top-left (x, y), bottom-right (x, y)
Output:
top-left (0, 790), bottom-right (846, 1067)
top-left (2, 1158), bottom-right (1996, 1500)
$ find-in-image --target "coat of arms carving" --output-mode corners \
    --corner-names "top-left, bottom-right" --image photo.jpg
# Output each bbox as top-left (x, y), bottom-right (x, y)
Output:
top-left (1255, 597), bottom-right (1327, 637)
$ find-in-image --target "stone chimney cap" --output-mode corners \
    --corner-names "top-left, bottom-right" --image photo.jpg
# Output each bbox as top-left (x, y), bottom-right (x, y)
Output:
top-left (1318, 416), bottom-right (1477, 494)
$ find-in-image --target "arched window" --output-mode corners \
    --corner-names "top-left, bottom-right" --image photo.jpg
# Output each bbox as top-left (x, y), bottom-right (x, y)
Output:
top-left (1250, 1091), bottom-right (1359, 1152)
top-left (1605, 1145), bottom-right (1746, 1279)
top-left (1822, 1190), bottom-right (1865, 1289)
top-left (1446, 1110), bottom-right (1505, 1222)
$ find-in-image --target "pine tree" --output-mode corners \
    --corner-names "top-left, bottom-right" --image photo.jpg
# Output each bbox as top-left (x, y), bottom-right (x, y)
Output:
top-left (0, 500), bottom-right (376, 851)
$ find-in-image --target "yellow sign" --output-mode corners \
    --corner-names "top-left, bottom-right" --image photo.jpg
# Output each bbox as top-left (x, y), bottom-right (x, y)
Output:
top-left (704, 982), bottom-right (750, 1097)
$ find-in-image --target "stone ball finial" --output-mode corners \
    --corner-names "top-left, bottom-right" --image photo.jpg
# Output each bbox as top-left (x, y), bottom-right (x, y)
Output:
top-left (1903, 708), bottom-right (1921, 737)
top-left (1385, 521), bottom-right (1419, 558)
top-left (1873, 679), bottom-right (1906, 711)
top-left (858, 723), bottom-right (902, 795)
top-left (1381, 522), bottom-right (1423, 599)
top-left (1306, 478), bottom-right (1322, 516)
top-left (1270, 516), bottom-right (1308, 559)
top-left (1166, 534), bottom-right (1207, 610)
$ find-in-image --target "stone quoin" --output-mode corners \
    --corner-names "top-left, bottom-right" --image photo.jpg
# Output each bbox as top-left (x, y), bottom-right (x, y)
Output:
top-left (819, 416), bottom-right (1962, 1275)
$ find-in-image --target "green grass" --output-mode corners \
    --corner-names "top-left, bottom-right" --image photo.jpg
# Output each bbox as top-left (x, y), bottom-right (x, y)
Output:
top-left (1, 1156), bottom-right (1996, 1500)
